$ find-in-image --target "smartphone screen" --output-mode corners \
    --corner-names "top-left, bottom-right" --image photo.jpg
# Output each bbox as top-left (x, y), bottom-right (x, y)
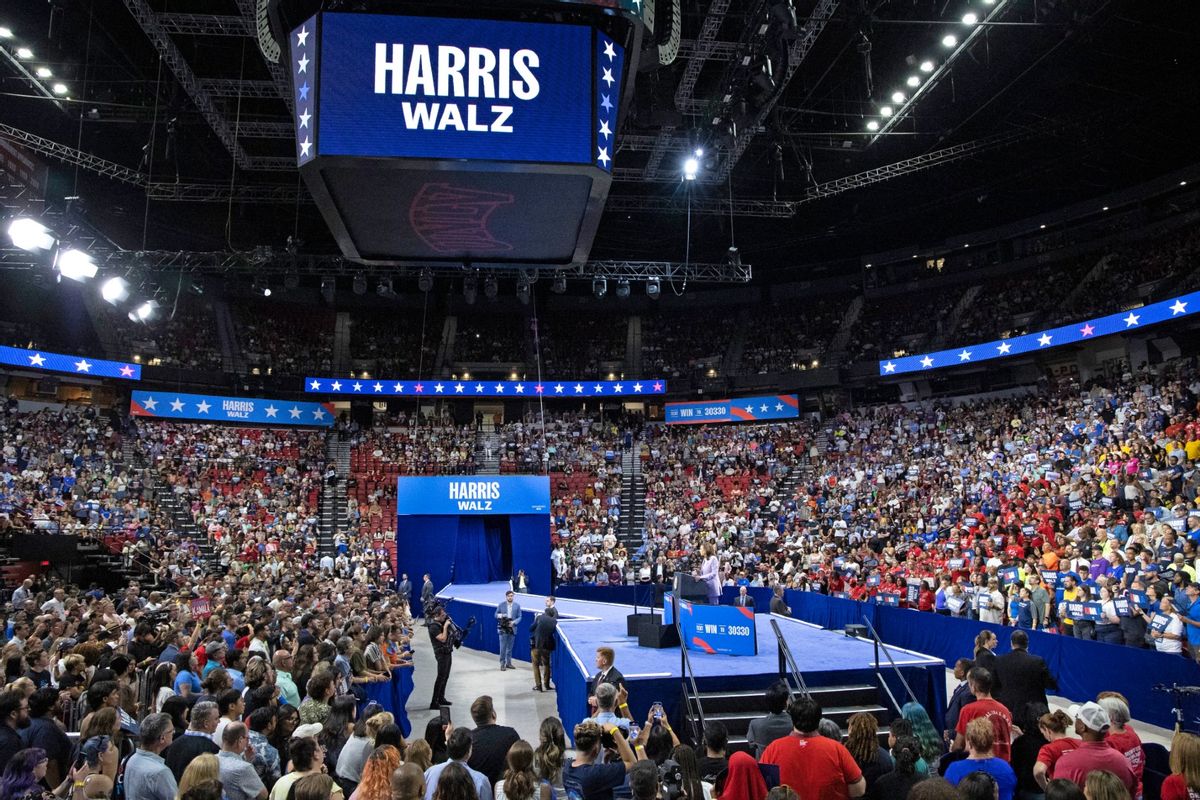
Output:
top-left (439, 705), bottom-right (451, 725)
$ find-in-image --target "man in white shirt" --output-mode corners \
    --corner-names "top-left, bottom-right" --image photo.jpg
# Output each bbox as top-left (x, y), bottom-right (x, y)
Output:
top-left (40, 589), bottom-right (66, 620)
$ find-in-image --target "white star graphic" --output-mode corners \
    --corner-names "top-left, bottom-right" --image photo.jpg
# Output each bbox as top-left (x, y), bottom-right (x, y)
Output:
top-left (296, 26), bottom-right (308, 47)
top-left (613, 383), bottom-right (623, 393)
top-left (920, 356), bottom-right (934, 369)
top-left (170, 398), bottom-right (184, 413)
top-left (352, 381), bottom-right (362, 392)
top-left (196, 400), bottom-right (211, 414)
top-left (28, 353), bottom-right (45, 366)
top-left (597, 147), bottom-right (610, 167)
top-left (299, 109), bottom-right (311, 129)
top-left (394, 383), bottom-right (403, 393)
top-left (330, 381), bottom-right (341, 391)
top-left (297, 55), bottom-right (309, 74)
top-left (264, 405), bottom-right (278, 418)
top-left (574, 384), bottom-right (584, 393)
top-left (883, 361), bottom-right (896, 373)
top-left (601, 94), bottom-right (613, 112)
top-left (435, 383), bottom-right (445, 393)
top-left (599, 119), bottom-right (612, 139)
top-left (455, 383), bottom-right (464, 393)
top-left (1124, 312), bottom-right (1141, 327)
top-left (775, 403), bottom-right (784, 411)
top-left (1080, 323), bottom-right (1095, 337)
top-left (760, 404), bottom-right (768, 412)
top-left (142, 396), bottom-right (158, 411)
top-left (300, 138), bottom-right (312, 157)
top-left (958, 350), bottom-right (972, 361)
top-left (309, 379), bottom-right (320, 390)
top-left (997, 342), bottom-right (1012, 354)
top-left (495, 383), bottom-right (505, 393)
top-left (745, 405), bottom-right (754, 413)
top-left (1038, 333), bottom-right (1053, 347)
top-left (373, 382), bottom-right (383, 392)
top-left (313, 408), bottom-right (326, 420)
top-left (554, 384), bottom-right (564, 394)
top-left (74, 359), bottom-right (91, 372)
top-left (601, 67), bottom-right (614, 87)
top-left (289, 406), bottom-right (302, 419)
top-left (515, 384), bottom-right (525, 394)
top-left (593, 384), bottom-right (604, 394)
top-left (633, 383), bottom-right (643, 392)
top-left (1171, 299), bottom-right (1188, 315)
top-left (475, 384), bottom-right (484, 393)
top-left (603, 41), bottom-right (616, 61)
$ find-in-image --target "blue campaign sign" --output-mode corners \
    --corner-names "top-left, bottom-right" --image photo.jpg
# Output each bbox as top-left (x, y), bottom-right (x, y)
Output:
top-left (395, 476), bottom-right (550, 516)
top-left (306, 376), bottom-right (666, 398)
top-left (310, 13), bottom-right (595, 165)
top-left (665, 394), bottom-right (800, 425)
top-left (131, 391), bottom-right (334, 427)
top-left (669, 596), bottom-right (758, 656)
top-left (1, 345), bottom-right (140, 381)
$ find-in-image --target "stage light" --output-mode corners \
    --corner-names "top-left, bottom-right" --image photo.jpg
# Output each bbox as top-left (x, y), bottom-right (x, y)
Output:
top-left (484, 274), bottom-right (498, 300)
top-left (920, 60), bottom-right (934, 73)
top-left (352, 273), bottom-right (366, 295)
top-left (35, 67), bottom-right (51, 78)
top-left (962, 12), bottom-right (978, 25)
top-left (694, 147), bottom-right (704, 157)
top-left (1040, 224), bottom-right (1046, 229)
top-left (7, 218), bottom-right (55, 252)
top-left (726, 245), bottom-right (742, 267)
top-left (1102, 206), bottom-right (1109, 211)
top-left (646, 278), bottom-right (660, 299)
top-left (55, 249), bottom-right (97, 281)
top-left (130, 300), bottom-right (155, 322)
top-left (943, 34), bottom-right (958, 47)
top-left (906, 75), bottom-right (920, 88)
top-left (15, 47), bottom-right (32, 59)
top-left (866, 120), bottom-right (879, 131)
top-left (100, 276), bottom-right (129, 304)
top-left (593, 277), bottom-right (607, 298)
top-left (417, 267), bottom-right (433, 292)
top-left (262, 286), bottom-right (272, 297)
top-left (376, 277), bottom-right (394, 297)
top-left (551, 272), bottom-right (567, 294)
top-left (683, 157), bottom-right (699, 181)
top-left (880, 106), bottom-right (893, 117)
top-left (320, 276), bottom-right (335, 303)
top-left (891, 91), bottom-right (906, 104)
top-left (0, 27), bottom-right (13, 39)
top-left (51, 83), bottom-right (68, 95)
top-left (615, 280), bottom-right (630, 299)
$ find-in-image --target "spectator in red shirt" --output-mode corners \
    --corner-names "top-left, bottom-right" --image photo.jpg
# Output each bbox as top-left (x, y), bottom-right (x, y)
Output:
top-left (953, 667), bottom-right (1013, 762)
top-left (1033, 709), bottom-right (1079, 791)
top-left (1161, 731), bottom-right (1200, 800)
top-left (1097, 694), bottom-right (1143, 799)
top-left (1053, 702), bottom-right (1136, 797)
top-left (917, 581), bottom-right (935, 612)
top-left (759, 696), bottom-right (865, 800)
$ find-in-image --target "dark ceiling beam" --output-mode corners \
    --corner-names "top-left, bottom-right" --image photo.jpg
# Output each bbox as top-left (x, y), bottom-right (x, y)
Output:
top-left (199, 79), bottom-right (281, 99)
top-left (154, 13), bottom-right (252, 37)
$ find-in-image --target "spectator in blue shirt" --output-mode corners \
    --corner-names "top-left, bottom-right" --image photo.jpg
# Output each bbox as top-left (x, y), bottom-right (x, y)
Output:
top-left (1174, 583), bottom-right (1200, 662)
top-left (944, 719), bottom-right (1016, 800)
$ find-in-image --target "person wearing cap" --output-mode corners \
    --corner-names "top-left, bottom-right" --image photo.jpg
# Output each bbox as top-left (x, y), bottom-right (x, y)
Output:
top-left (1051, 702), bottom-right (1136, 797)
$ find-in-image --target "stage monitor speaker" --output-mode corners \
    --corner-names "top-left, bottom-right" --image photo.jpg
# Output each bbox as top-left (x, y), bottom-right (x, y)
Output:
top-left (638, 620), bottom-right (680, 649)
top-left (627, 613), bottom-right (659, 637)
top-left (844, 624), bottom-right (868, 639)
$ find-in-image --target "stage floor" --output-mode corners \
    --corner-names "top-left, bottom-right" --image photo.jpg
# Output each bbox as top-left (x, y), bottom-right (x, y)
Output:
top-left (440, 582), bottom-right (943, 682)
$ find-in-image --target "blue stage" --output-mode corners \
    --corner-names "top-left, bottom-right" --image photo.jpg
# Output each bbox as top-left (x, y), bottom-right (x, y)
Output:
top-left (438, 582), bottom-right (947, 735)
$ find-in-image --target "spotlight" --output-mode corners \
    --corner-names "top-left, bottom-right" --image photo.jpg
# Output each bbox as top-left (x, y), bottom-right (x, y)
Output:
top-left (130, 300), bottom-right (155, 322)
top-left (0, 27), bottom-right (12, 39)
top-left (726, 245), bottom-right (742, 267)
top-left (866, 120), bottom-right (879, 131)
top-left (551, 272), bottom-right (567, 294)
top-left (484, 274), bottom-right (498, 300)
top-left (962, 12), bottom-right (978, 25)
top-left (891, 91), bottom-right (906, 104)
top-left (593, 277), bottom-right (607, 298)
top-left (376, 277), bottom-right (394, 297)
top-left (646, 278), bottom-right (660, 299)
top-left (262, 285), bottom-right (272, 297)
top-left (35, 67), bottom-right (51, 78)
top-left (51, 83), bottom-right (68, 95)
top-left (906, 75), bottom-right (920, 88)
top-left (55, 249), bottom-right (97, 281)
top-left (7, 218), bottom-right (55, 252)
top-left (15, 47), bottom-right (32, 59)
top-left (463, 274), bottom-right (477, 305)
top-left (880, 106), bottom-right (893, 117)
top-left (683, 157), bottom-right (699, 181)
top-left (100, 276), bottom-right (129, 304)
top-left (418, 267), bottom-right (433, 292)
top-left (942, 34), bottom-right (958, 48)
top-left (694, 147), bottom-right (704, 157)
top-left (352, 273), bottom-right (366, 295)
top-left (920, 60), bottom-right (934, 73)
top-left (615, 280), bottom-right (630, 299)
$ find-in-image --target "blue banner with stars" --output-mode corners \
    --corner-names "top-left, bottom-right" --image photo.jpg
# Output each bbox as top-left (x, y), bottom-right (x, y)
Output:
top-left (292, 14), bottom-right (319, 166)
top-left (131, 391), bottom-right (334, 428)
top-left (665, 394), bottom-right (800, 425)
top-left (594, 30), bottom-right (624, 172)
top-left (880, 291), bottom-right (1200, 377)
top-left (304, 376), bottom-right (666, 398)
top-left (0, 345), bottom-right (141, 381)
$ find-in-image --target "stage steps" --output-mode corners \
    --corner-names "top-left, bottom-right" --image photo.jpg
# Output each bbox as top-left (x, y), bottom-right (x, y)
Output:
top-left (475, 421), bottom-right (501, 474)
top-left (692, 684), bottom-right (890, 753)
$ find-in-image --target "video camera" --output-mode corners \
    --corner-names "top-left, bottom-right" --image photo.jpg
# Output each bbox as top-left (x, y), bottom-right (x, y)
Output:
top-left (657, 759), bottom-right (685, 800)
top-left (446, 615), bottom-right (477, 649)
top-left (498, 616), bottom-right (516, 635)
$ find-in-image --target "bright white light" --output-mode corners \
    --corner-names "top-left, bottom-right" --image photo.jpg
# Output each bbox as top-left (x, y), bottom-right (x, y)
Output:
top-left (8, 218), bottom-right (55, 252)
top-left (683, 157), bottom-right (699, 180)
top-left (866, 120), bottom-right (879, 131)
top-left (0, 27), bottom-right (13, 39)
top-left (133, 301), bottom-right (155, 321)
top-left (906, 75), bottom-right (920, 88)
top-left (920, 60), bottom-right (934, 73)
top-left (262, 287), bottom-right (272, 297)
top-left (1102, 206), bottom-right (1109, 211)
top-left (56, 249), bottom-right (97, 281)
top-left (15, 46), bottom-right (32, 59)
top-left (51, 83), bottom-right (67, 95)
top-left (891, 91), bottom-right (906, 104)
top-left (100, 277), bottom-right (129, 304)
top-left (962, 12), bottom-right (979, 25)
top-left (880, 106), bottom-right (893, 117)
top-left (1039, 224), bottom-right (1047, 229)
top-left (694, 147), bottom-right (704, 157)
top-left (1182, 181), bottom-right (1189, 186)
top-left (982, 0), bottom-right (995, 4)
top-left (943, 34), bottom-right (958, 48)
top-left (35, 66), bottom-right (51, 78)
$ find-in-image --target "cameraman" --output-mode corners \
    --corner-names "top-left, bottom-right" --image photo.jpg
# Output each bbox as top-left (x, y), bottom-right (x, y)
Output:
top-left (495, 590), bottom-right (521, 671)
top-left (428, 605), bottom-right (453, 710)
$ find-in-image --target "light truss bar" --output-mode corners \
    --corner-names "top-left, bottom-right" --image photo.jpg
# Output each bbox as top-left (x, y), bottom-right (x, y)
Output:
top-left (144, 182), bottom-right (305, 203)
top-left (676, 39), bottom-right (739, 61)
top-left (242, 155), bottom-right (299, 172)
top-left (231, 119), bottom-right (295, 139)
top-left (604, 195), bottom-right (796, 217)
top-left (155, 13), bottom-right (252, 36)
top-left (0, 123), bottom-right (145, 185)
top-left (200, 78), bottom-right (280, 99)
top-left (122, 0), bottom-right (253, 169)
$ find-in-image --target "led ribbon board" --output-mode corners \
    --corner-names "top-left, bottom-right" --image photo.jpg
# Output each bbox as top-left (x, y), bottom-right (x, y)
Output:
top-left (131, 391), bottom-right (335, 427)
top-left (304, 377), bottom-right (665, 398)
top-left (1, 345), bottom-right (141, 381)
top-left (879, 291), bottom-right (1200, 377)
top-left (291, 12), bottom-right (625, 265)
top-left (665, 394), bottom-right (799, 425)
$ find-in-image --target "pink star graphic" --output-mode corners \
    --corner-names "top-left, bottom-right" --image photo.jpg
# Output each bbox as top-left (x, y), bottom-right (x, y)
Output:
top-left (414, 384), bottom-right (424, 393)
top-left (535, 384), bottom-right (544, 394)
top-left (119, 365), bottom-right (134, 377)
top-left (653, 382), bottom-right (663, 391)
top-left (1080, 323), bottom-right (1095, 336)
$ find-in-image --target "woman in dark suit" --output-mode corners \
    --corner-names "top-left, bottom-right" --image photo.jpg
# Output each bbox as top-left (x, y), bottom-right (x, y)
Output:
top-left (973, 630), bottom-right (999, 679)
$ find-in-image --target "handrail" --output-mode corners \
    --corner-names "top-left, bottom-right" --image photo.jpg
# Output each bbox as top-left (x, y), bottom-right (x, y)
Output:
top-left (673, 595), bottom-right (706, 744)
top-left (860, 614), bottom-right (920, 716)
top-left (768, 618), bottom-right (811, 701)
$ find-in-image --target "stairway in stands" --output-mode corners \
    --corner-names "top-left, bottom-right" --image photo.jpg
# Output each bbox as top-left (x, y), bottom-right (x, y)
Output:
top-left (475, 420), bottom-right (501, 475)
top-left (318, 435), bottom-right (352, 556)
top-left (695, 683), bottom-right (890, 752)
top-left (618, 446), bottom-right (646, 561)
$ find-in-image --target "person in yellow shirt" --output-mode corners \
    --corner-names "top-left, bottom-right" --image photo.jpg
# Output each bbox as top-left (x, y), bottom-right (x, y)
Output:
top-left (1058, 574), bottom-right (1080, 635)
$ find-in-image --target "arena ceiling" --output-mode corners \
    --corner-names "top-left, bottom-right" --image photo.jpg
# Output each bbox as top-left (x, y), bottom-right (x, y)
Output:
top-left (0, 0), bottom-right (1197, 277)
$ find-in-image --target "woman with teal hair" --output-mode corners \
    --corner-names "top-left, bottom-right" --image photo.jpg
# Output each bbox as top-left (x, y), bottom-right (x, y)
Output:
top-left (902, 701), bottom-right (944, 768)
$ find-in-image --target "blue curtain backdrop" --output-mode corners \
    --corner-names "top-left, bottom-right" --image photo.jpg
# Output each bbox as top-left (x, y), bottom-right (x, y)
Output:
top-left (453, 517), bottom-right (506, 585)
top-left (395, 514), bottom-right (550, 591)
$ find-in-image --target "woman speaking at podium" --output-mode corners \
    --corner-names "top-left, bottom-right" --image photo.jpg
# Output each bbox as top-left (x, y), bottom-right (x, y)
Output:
top-left (696, 542), bottom-right (721, 605)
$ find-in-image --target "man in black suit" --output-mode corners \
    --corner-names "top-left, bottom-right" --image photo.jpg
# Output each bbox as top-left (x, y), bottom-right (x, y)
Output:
top-left (587, 646), bottom-right (626, 712)
top-left (732, 585), bottom-right (756, 610)
top-left (944, 658), bottom-right (975, 744)
top-left (397, 573), bottom-right (412, 602)
top-left (769, 586), bottom-right (791, 617)
top-left (531, 598), bottom-right (558, 692)
top-left (420, 574), bottom-right (435, 614)
top-left (993, 629), bottom-right (1058, 730)
top-left (466, 695), bottom-right (520, 786)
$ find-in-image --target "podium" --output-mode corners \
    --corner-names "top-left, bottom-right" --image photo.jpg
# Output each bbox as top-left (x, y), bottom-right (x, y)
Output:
top-left (673, 573), bottom-right (710, 604)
